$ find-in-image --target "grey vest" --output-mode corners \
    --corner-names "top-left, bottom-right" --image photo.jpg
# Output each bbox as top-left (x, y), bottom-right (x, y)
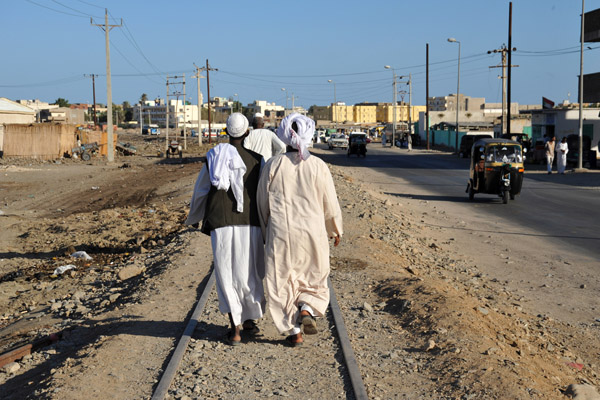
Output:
top-left (201, 144), bottom-right (262, 235)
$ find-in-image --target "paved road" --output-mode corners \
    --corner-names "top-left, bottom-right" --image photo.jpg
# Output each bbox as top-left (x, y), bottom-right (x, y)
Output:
top-left (315, 144), bottom-right (600, 259)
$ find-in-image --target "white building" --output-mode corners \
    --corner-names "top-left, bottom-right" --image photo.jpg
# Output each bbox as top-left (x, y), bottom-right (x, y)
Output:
top-left (0, 98), bottom-right (36, 124)
top-left (133, 99), bottom-right (200, 129)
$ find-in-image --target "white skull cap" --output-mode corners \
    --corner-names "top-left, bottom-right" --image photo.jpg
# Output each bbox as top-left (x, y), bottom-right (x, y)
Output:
top-left (226, 112), bottom-right (249, 137)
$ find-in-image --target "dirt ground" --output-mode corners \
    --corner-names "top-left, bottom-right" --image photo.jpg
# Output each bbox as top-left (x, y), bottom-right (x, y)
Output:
top-left (0, 131), bottom-right (599, 399)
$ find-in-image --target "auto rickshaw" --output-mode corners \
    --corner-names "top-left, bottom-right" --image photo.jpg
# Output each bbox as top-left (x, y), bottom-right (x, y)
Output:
top-left (347, 132), bottom-right (367, 157)
top-left (466, 138), bottom-right (524, 204)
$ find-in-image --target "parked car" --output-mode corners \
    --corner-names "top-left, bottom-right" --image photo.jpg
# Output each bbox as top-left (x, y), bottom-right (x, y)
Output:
top-left (328, 133), bottom-right (348, 150)
top-left (459, 134), bottom-right (493, 158)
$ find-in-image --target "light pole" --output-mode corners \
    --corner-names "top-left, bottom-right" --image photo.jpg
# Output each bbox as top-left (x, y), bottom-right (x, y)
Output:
top-left (234, 93), bottom-right (239, 113)
top-left (448, 37), bottom-right (461, 153)
top-left (327, 79), bottom-right (337, 132)
top-left (281, 88), bottom-right (288, 114)
top-left (384, 66), bottom-right (397, 147)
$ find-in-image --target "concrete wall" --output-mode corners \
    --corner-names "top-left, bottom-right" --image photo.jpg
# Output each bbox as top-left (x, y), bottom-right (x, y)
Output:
top-left (1, 123), bottom-right (77, 159)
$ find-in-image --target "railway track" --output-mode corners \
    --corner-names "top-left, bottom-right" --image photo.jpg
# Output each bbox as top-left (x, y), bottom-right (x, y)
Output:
top-left (151, 270), bottom-right (368, 400)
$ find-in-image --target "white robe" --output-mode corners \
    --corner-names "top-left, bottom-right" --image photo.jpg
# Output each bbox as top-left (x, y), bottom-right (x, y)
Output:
top-left (556, 142), bottom-right (568, 173)
top-left (185, 167), bottom-right (265, 326)
top-left (244, 129), bottom-right (286, 161)
top-left (257, 152), bottom-right (343, 334)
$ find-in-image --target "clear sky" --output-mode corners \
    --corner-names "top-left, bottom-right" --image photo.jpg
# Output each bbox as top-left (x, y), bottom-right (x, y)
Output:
top-left (1, 0), bottom-right (597, 110)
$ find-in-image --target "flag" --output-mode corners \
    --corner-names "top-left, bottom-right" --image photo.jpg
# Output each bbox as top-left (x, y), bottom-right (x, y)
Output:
top-left (542, 97), bottom-right (555, 110)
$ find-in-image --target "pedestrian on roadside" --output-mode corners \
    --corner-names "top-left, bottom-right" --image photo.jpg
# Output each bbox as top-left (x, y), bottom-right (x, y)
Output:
top-left (257, 113), bottom-right (343, 347)
top-left (407, 133), bottom-right (413, 152)
top-left (545, 136), bottom-right (556, 174)
top-left (185, 112), bottom-right (265, 346)
top-left (244, 112), bottom-right (286, 161)
top-left (556, 137), bottom-right (569, 174)
top-left (382, 131), bottom-right (387, 147)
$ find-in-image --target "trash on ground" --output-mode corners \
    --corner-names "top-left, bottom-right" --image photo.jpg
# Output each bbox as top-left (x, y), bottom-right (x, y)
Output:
top-left (52, 265), bottom-right (77, 276)
top-left (70, 251), bottom-right (92, 260)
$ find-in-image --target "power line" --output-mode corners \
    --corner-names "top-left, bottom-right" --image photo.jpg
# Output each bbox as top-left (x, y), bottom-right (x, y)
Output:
top-left (24, 0), bottom-right (95, 18)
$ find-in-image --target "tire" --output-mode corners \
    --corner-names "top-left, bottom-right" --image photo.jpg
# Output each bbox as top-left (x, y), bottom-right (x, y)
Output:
top-left (81, 152), bottom-right (91, 161)
top-left (502, 190), bottom-right (509, 204)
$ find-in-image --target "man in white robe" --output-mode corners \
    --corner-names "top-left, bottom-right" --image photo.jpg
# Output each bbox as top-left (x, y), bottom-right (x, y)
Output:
top-left (556, 137), bottom-right (569, 174)
top-left (257, 113), bottom-right (343, 347)
top-left (185, 112), bottom-right (265, 345)
top-left (244, 112), bottom-right (286, 161)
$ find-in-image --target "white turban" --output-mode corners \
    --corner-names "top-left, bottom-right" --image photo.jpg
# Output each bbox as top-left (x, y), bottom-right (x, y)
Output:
top-left (276, 113), bottom-right (315, 160)
top-left (253, 112), bottom-right (264, 119)
top-left (226, 112), bottom-right (249, 137)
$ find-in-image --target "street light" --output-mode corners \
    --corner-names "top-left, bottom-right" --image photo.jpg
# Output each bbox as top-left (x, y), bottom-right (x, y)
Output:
top-left (384, 65), bottom-right (397, 147)
top-left (327, 79), bottom-right (337, 132)
top-left (234, 93), bottom-right (239, 113)
top-left (448, 37), bottom-right (461, 153)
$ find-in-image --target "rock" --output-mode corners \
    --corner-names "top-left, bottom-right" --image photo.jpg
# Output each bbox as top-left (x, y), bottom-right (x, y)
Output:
top-left (3, 362), bottom-right (20, 373)
top-left (109, 293), bottom-right (121, 302)
top-left (362, 302), bottom-right (373, 313)
top-left (476, 307), bottom-right (489, 316)
top-left (72, 291), bottom-right (86, 301)
top-left (565, 384), bottom-right (600, 400)
top-left (370, 214), bottom-right (386, 225)
top-left (424, 339), bottom-right (437, 352)
top-left (118, 265), bottom-right (144, 281)
top-left (484, 347), bottom-right (499, 355)
top-left (50, 302), bottom-right (62, 312)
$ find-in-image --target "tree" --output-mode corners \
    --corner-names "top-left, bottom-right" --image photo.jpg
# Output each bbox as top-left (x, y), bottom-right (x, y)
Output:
top-left (54, 98), bottom-right (70, 107)
top-left (122, 101), bottom-right (133, 121)
top-left (140, 93), bottom-right (148, 104)
top-left (308, 105), bottom-right (317, 117)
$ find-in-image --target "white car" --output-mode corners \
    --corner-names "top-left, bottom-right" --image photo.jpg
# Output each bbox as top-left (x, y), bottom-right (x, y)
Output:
top-left (328, 134), bottom-right (348, 150)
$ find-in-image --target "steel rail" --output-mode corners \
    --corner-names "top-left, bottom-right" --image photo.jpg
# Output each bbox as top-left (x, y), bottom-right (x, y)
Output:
top-left (151, 270), bottom-right (215, 400)
top-left (328, 277), bottom-right (369, 400)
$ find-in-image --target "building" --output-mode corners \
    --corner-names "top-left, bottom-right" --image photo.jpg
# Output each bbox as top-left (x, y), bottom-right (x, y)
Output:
top-left (522, 106), bottom-right (600, 155)
top-left (0, 98), bottom-right (36, 124)
top-left (39, 107), bottom-right (85, 125)
top-left (428, 94), bottom-right (485, 112)
top-left (133, 99), bottom-right (200, 129)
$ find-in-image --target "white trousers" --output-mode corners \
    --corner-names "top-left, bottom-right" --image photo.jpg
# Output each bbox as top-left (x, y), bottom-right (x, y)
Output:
top-left (211, 226), bottom-right (265, 326)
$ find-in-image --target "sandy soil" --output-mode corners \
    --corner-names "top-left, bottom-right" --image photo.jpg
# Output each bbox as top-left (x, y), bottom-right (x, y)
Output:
top-left (0, 132), bottom-right (598, 399)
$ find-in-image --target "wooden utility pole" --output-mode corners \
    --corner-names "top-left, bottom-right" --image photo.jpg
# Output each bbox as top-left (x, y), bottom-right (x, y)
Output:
top-left (84, 74), bottom-right (99, 126)
top-left (489, 45), bottom-right (518, 137)
top-left (205, 59), bottom-right (218, 144)
top-left (426, 43), bottom-right (430, 150)
top-left (91, 9), bottom-right (121, 162)
top-left (507, 2), bottom-right (513, 135)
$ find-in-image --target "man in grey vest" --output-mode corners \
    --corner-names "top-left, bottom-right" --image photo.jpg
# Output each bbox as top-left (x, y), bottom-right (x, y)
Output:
top-left (185, 112), bottom-right (265, 345)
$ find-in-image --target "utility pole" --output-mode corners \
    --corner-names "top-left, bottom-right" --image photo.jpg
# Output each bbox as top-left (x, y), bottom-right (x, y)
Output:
top-left (578, 0), bottom-right (585, 170)
top-left (182, 74), bottom-right (187, 150)
top-left (408, 73), bottom-right (412, 137)
top-left (205, 59), bottom-right (218, 144)
top-left (489, 44), bottom-right (518, 137)
top-left (193, 63), bottom-right (205, 146)
top-left (507, 2), bottom-right (513, 135)
top-left (91, 9), bottom-right (121, 162)
top-left (139, 103), bottom-right (142, 135)
top-left (426, 43), bottom-right (430, 150)
top-left (166, 77), bottom-right (170, 150)
top-left (84, 74), bottom-right (99, 127)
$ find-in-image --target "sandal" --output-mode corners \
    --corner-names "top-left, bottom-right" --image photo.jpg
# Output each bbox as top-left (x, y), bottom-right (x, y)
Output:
top-left (224, 330), bottom-right (241, 346)
top-left (285, 334), bottom-right (303, 347)
top-left (301, 314), bottom-right (318, 335)
top-left (242, 320), bottom-right (260, 334)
